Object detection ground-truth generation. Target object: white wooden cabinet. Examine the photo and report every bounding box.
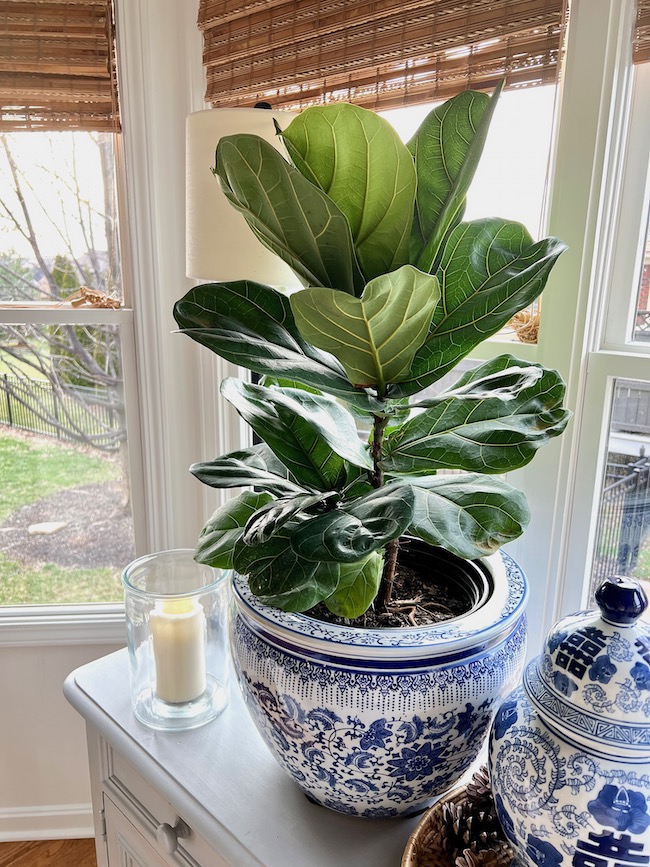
[65,649,420,867]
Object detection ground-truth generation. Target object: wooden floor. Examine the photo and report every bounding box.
[0,839,97,867]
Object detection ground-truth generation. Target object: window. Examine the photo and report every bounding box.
[508,0,650,650]
[567,56,650,606]
[0,130,138,605]
[382,84,557,243]
[0,0,211,634]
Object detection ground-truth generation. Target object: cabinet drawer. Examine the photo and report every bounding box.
[106,747,228,866]
[104,794,181,867]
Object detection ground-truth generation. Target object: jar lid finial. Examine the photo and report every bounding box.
[595,575,647,626]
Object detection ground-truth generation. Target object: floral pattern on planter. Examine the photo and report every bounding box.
[241,672,495,816]
[231,570,528,816]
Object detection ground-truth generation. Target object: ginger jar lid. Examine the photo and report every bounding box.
[524,575,650,755]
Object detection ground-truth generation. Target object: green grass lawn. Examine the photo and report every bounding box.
[0,431,124,605]
[0,554,121,604]
[0,433,120,521]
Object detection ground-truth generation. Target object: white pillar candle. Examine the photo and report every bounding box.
[150,598,207,704]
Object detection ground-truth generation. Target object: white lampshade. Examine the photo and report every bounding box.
[186,107,300,285]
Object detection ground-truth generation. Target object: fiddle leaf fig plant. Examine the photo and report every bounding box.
[174,85,571,621]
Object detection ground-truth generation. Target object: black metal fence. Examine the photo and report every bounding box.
[0,373,122,450]
[592,455,650,586]
[636,310,650,341]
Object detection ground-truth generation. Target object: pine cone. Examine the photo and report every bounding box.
[465,765,493,811]
[455,848,505,867]
[442,799,505,858]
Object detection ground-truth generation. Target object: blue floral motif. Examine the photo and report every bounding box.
[359,718,391,751]
[525,834,563,867]
[588,654,617,684]
[494,700,518,740]
[548,630,568,653]
[322,798,358,815]
[307,707,341,730]
[362,806,398,818]
[587,785,650,833]
[551,671,578,696]
[456,703,477,734]
[230,584,528,816]
[386,742,444,782]
[631,662,650,691]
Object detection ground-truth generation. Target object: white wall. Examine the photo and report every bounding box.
[0,642,120,839]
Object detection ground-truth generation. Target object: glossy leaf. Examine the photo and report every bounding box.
[384,356,571,474]
[323,552,383,619]
[234,527,341,611]
[290,266,439,392]
[393,220,567,395]
[280,104,416,280]
[216,134,365,295]
[190,443,303,497]
[413,359,544,407]
[290,482,415,562]
[404,474,530,558]
[173,280,380,411]
[221,378,372,492]
[408,86,500,272]
[194,490,273,569]
[243,491,339,546]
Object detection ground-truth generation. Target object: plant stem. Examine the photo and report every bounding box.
[371,413,398,613]
[378,538,399,612]
[371,414,388,490]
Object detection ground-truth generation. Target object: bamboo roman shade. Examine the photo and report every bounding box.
[198,0,567,112]
[0,0,120,131]
[636,0,650,63]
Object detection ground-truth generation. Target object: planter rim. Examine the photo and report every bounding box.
[232,549,528,658]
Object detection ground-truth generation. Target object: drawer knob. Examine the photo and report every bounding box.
[156,818,190,854]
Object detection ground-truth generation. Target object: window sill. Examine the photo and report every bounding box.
[0,605,126,647]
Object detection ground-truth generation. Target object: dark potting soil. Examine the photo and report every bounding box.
[308,560,473,629]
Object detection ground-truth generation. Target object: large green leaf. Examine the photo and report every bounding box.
[290,481,414,562]
[173,281,380,411]
[290,266,439,393]
[243,491,339,546]
[404,474,530,558]
[233,528,341,611]
[279,104,416,280]
[216,135,365,295]
[408,86,500,272]
[221,378,372,491]
[412,359,544,407]
[190,443,303,497]
[194,490,274,569]
[384,356,571,474]
[323,552,383,619]
[392,220,567,396]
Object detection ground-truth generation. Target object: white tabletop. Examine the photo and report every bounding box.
[65,648,421,866]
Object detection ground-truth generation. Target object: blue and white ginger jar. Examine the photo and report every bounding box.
[489,575,650,866]
[230,543,528,818]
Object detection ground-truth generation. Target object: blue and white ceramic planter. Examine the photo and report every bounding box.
[489,576,650,866]
[229,543,528,817]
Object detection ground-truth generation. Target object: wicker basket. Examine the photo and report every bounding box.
[401,786,516,867]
